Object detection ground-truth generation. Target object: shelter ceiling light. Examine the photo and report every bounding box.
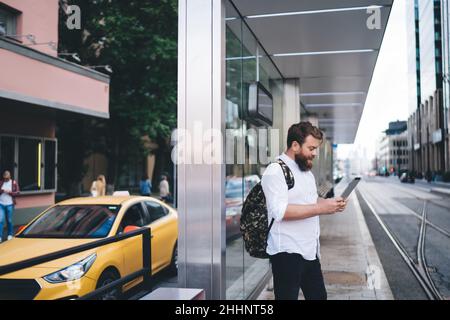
[273,49,376,57]
[305,103,364,108]
[225,55,260,61]
[300,91,366,97]
[245,5,387,19]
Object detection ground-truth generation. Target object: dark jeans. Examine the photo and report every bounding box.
[269,252,327,300]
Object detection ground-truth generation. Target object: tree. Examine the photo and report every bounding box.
[58,0,177,192]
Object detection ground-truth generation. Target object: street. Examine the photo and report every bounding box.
[356,176,450,299]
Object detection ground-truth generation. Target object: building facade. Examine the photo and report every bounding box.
[406,0,449,177]
[0,0,109,225]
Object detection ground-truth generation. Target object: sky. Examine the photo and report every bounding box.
[337,0,410,160]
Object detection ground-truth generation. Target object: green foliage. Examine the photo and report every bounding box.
[58,0,177,188]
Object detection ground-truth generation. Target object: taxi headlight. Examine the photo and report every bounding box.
[43,253,97,283]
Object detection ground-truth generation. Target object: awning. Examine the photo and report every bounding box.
[230,0,394,143]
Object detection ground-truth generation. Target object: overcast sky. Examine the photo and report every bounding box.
[337,0,410,160]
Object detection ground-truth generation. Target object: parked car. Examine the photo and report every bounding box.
[400,171,415,183]
[225,175,260,240]
[0,196,178,300]
[368,170,377,177]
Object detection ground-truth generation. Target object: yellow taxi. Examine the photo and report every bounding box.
[0,196,178,300]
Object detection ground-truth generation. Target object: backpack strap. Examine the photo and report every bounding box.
[267,159,295,234]
[276,159,295,190]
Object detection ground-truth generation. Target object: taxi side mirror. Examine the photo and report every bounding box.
[124,225,140,233]
[15,225,26,236]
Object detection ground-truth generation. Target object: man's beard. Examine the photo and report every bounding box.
[295,152,314,171]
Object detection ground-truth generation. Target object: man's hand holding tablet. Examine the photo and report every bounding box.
[317,196,347,214]
[328,177,363,213]
[316,178,361,215]
[340,177,361,200]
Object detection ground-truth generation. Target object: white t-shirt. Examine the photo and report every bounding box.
[261,153,320,260]
[0,180,14,206]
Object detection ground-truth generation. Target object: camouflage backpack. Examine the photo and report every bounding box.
[240,159,295,258]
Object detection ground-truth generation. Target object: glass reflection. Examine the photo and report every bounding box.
[225,0,284,299]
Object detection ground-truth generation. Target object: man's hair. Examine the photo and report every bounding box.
[287,121,323,148]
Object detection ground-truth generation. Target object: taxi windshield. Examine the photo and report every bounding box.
[18,205,121,239]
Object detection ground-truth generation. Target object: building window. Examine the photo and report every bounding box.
[436,61,442,73]
[44,140,57,190]
[435,48,441,57]
[435,32,441,41]
[0,135,57,193]
[18,138,41,191]
[0,136,15,175]
[0,6,18,37]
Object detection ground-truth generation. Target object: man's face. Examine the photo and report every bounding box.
[292,135,322,171]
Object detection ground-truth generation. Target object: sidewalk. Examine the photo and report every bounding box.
[415,178,450,189]
[257,182,393,300]
[385,176,450,196]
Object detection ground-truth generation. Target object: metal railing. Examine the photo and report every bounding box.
[0,227,152,300]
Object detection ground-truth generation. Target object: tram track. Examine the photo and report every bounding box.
[366,180,450,239]
[356,189,444,300]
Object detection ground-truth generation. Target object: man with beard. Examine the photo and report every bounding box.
[261,121,347,300]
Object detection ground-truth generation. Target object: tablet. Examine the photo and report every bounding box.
[340,177,361,199]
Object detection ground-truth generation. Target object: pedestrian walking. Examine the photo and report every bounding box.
[90,174,106,197]
[261,122,347,300]
[159,175,171,203]
[0,170,20,242]
[140,174,152,196]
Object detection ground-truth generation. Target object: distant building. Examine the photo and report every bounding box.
[376,121,409,175]
[385,120,408,135]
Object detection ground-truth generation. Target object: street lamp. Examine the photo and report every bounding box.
[86,65,113,73]
[58,52,81,62]
[0,34,37,44]
[26,41,57,51]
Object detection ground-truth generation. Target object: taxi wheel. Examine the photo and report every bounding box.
[96,269,122,300]
[168,242,178,275]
